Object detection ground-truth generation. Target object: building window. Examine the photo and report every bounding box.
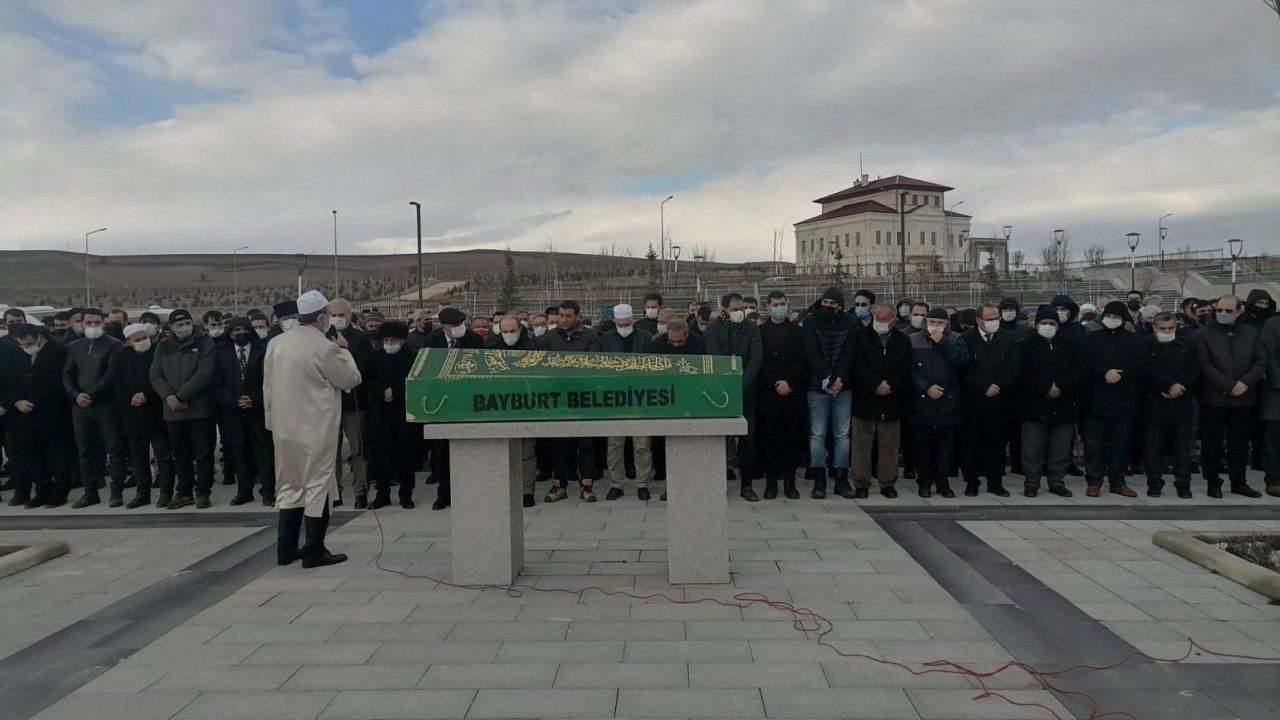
[931,232,937,246]
[934,196,940,207]
[875,230,881,245]
[896,231,902,245]
[912,194,918,205]
[855,232,861,246]
[844,233,850,248]
[919,231,925,245]
[875,262,882,276]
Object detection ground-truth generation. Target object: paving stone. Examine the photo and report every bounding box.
[241,642,379,666]
[284,664,427,690]
[149,666,299,691]
[566,620,684,640]
[445,621,568,642]
[466,688,616,718]
[211,623,340,644]
[616,687,765,717]
[825,620,931,640]
[749,640,878,663]
[494,640,624,663]
[121,643,261,668]
[318,689,476,719]
[820,660,974,688]
[174,690,336,719]
[555,662,688,688]
[905,688,1074,719]
[330,622,454,642]
[293,605,413,624]
[33,692,199,720]
[405,605,522,622]
[419,662,557,688]
[761,687,918,718]
[623,640,753,662]
[685,620,805,640]
[368,641,501,665]
[688,661,827,688]
[71,666,168,693]
[263,591,378,606]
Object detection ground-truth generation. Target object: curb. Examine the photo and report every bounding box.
[1152,530,1280,603]
[0,542,71,580]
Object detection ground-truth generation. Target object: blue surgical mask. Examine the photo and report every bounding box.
[854,306,870,319]
[769,305,788,320]
[383,342,402,354]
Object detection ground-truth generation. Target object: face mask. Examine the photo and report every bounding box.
[501,331,521,346]
[1057,309,1070,323]
[698,324,708,332]
[520,320,530,328]
[728,310,745,323]
[23,343,41,356]
[1102,316,1123,330]
[449,324,466,339]
[769,305,788,320]
[873,321,891,335]
[207,327,224,338]
[854,306,870,319]
[281,318,298,331]
[656,323,668,335]
[255,328,269,339]
[533,326,546,337]
[132,338,152,353]
[1001,310,1016,322]
[383,342,402,354]
[1037,324,1057,340]
[71,322,84,335]
[616,325,634,337]
[331,317,349,331]
[897,305,910,318]
[1216,311,1236,326]
[982,320,1001,334]
[174,324,193,339]
[232,333,252,347]
[1080,313,1096,324]
[0,328,7,338]
[145,322,158,337]
[1155,331,1176,344]
[909,315,924,329]
[84,326,104,340]
[645,308,659,319]
[1127,300,1142,311]
[817,306,835,320]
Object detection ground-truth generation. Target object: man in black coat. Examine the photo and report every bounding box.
[2,325,73,507]
[328,298,371,508]
[63,308,125,508]
[423,307,485,510]
[1081,301,1148,497]
[484,315,542,507]
[113,323,175,507]
[801,287,857,499]
[213,317,275,506]
[647,319,705,355]
[598,305,656,503]
[959,304,1021,497]
[542,300,603,503]
[366,321,420,510]
[703,293,764,500]
[1019,306,1082,497]
[757,291,807,500]
[150,309,219,509]
[851,304,910,499]
[634,292,663,336]
[1144,312,1200,498]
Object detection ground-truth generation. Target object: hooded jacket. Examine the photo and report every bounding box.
[997,297,1033,342]
[1196,315,1266,408]
[908,328,971,426]
[1049,295,1086,346]
[801,301,857,392]
[1241,289,1276,330]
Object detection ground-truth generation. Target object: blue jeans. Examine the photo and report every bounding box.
[807,390,852,469]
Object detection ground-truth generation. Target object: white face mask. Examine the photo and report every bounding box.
[616,324,634,337]
[23,341,42,356]
[532,326,546,337]
[255,328,269,339]
[83,326,104,340]
[1155,331,1176,344]
[1102,316,1123,330]
[501,331,520,346]
[71,322,84,335]
[174,324,193,339]
[207,327,224,338]
[1037,324,1057,340]
[728,310,745,323]
[910,315,925,329]
[656,323,668,335]
[645,307,659,319]
[331,316,349,331]
[280,318,299,331]
[982,320,1001,335]
[132,338,152,353]
[144,322,158,337]
[1057,309,1070,323]
[873,321,891,335]
[383,342,402,354]
[1001,310,1016,322]
[0,328,8,338]
[1215,311,1237,326]
[319,316,332,333]
[449,324,466,339]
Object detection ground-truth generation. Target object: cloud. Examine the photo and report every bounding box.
[1,0,1277,263]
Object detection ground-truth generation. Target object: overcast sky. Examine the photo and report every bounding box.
[2,0,1277,262]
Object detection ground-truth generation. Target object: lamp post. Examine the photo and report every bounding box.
[84,227,107,305]
[1002,225,1012,280]
[1053,228,1066,294]
[693,253,706,302]
[671,244,681,277]
[1126,232,1141,291]
[296,252,313,296]
[1227,238,1243,296]
[232,245,250,314]
[660,195,674,287]
[410,202,423,310]
[946,201,963,272]
[1158,213,1171,267]
[332,210,340,295]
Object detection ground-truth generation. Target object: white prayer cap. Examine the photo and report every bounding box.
[123,323,149,339]
[613,303,633,319]
[297,290,329,315]
[1079,303,1096,314]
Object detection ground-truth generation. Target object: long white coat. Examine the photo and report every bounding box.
[264,325,362,517]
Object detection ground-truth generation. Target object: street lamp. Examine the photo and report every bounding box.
[1126,232,1141,291]
[332,210,340,295]
[1158,213,1171,267]
[410,202,423,309]
[84,227,107,305]
[296,252,314,296]
[1053,229,1066,294]
[1227,238,1244,296]
[671,244,681,277]
[693,253,706,302]
[660,195,674,287]
[232,245,250,314]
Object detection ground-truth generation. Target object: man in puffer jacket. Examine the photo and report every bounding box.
[801,287,857,499]
[1195,296,1266,498]
[149,309,217,509]
[908,308,969,498]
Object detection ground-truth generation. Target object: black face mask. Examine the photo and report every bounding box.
[1127,300,1142,311]
[817,306,836,320]
[232,333,252,347]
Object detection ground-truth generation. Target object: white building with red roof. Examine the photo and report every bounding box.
[794,174,973,277]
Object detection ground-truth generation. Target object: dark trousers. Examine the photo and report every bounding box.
[1004,407,1024,473]
[553,437,596,485]
[168,417,215,498]
[429,439,451,502]
[758,392,806,480]
[1021,421,1073,490]
[1264,421,1280,486]
[1199,405,1251,488]
[735,393,758,484]
[6,423,71,501]
[913,424,956,491]
[961,405,1006,487]
[1144,421,1193,492]
[126,428,173,496]
[229,412,274,500]
[1084,414,1133,489]
[901,421,915,475]
[71,404,126,493]
[371,417,419,501]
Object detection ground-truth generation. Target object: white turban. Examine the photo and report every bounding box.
[297,289,329,315]
[123,323,149,339]
[613,303,633,319]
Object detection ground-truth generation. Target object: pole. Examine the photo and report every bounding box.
[898,191,907,301]
[83,227,106,305]
[1231,259,1238,296]
[1130,250,1136,291]
[410,202,423,309]
[332,210,339,295]
[232,245,249,314]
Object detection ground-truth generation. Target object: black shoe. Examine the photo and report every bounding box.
[1066,463,1084,477]
[1231,484,1262,499]
[810,469,827,499]
[636,487,650,502]
[659,491,667,501]
[783,479,800,500]
[763,480,778,500]
[1207,487,1223,499]
[424,473,438,485]
[354,494,368,510]
[276,507,304,565]
[195,494,211,509]
[262,495,275,507]
[167,495,194,510]
[301,512,347,568]
[432,498,450,510]
[881,486,897,499]
[853,487,869,499]
[918,487,932,498]
[938,486,956,499]
[24,495,48,509]
[1177,487,1193,499]
[126,494,151,509]
[963,484,979,497]
[222,476,236,485]
[904,470,917,480]
[606,487,624,501]
[228,494,253,506]
[740,486,759,502]
[44,497,67,508]
[523,493,535,508]
[72,493,100,509]
[1147,489,1162,498]
[107,490,124,507]
[7,493,29,507]
[832,469,854,499]
[400,497,415,509]
[156,492,172,508]
[989,485,1011,498]
[1024,488,1038,498]
[332,498,343,507]
[1049,487,1073,498]
[369,495,391,509]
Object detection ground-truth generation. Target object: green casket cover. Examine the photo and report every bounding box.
[405,348,742,423]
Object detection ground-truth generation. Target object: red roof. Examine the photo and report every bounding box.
[814,175,953,205]
[795,200,898,226]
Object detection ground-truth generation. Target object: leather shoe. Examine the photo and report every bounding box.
[881,487,897,499]
[1231,485,1262,499]
[400,497,415,509]
[963,484,979,497]
[605,487,624,501]
[431,498,450,510]
[1177,488,1193,499]
[1085,486,1101,497]
[72,493,100,509]
[1049,487,1073,498]
[522,493,535,508]
[917,487,932,498]
[353,494,368,510]
[853,488,869,499]
[1266,484,1280,498]
[1110,486,1138,498]
[937,486,955,499]
[370,495,391,509]
[1146,489,1161,498]
[1023,488,1038,498]
[990,486,1011,498]
[1207,487,1223,499]
[195,494,212,509]
[229,495,253,506]
[636,488,650,502]
[740,487,759,502]
[126,494,151,509]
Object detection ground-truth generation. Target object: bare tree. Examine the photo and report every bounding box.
[1137,267,1159,297]
[1011,250,1025,271]
[1084,244,1107,267]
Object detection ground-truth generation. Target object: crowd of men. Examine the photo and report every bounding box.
[1,284,1278,516]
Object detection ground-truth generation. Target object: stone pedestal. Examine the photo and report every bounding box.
[423,418,746,585]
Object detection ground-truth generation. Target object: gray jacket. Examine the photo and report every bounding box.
[702,318,762,390]
[149,332,218,421]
